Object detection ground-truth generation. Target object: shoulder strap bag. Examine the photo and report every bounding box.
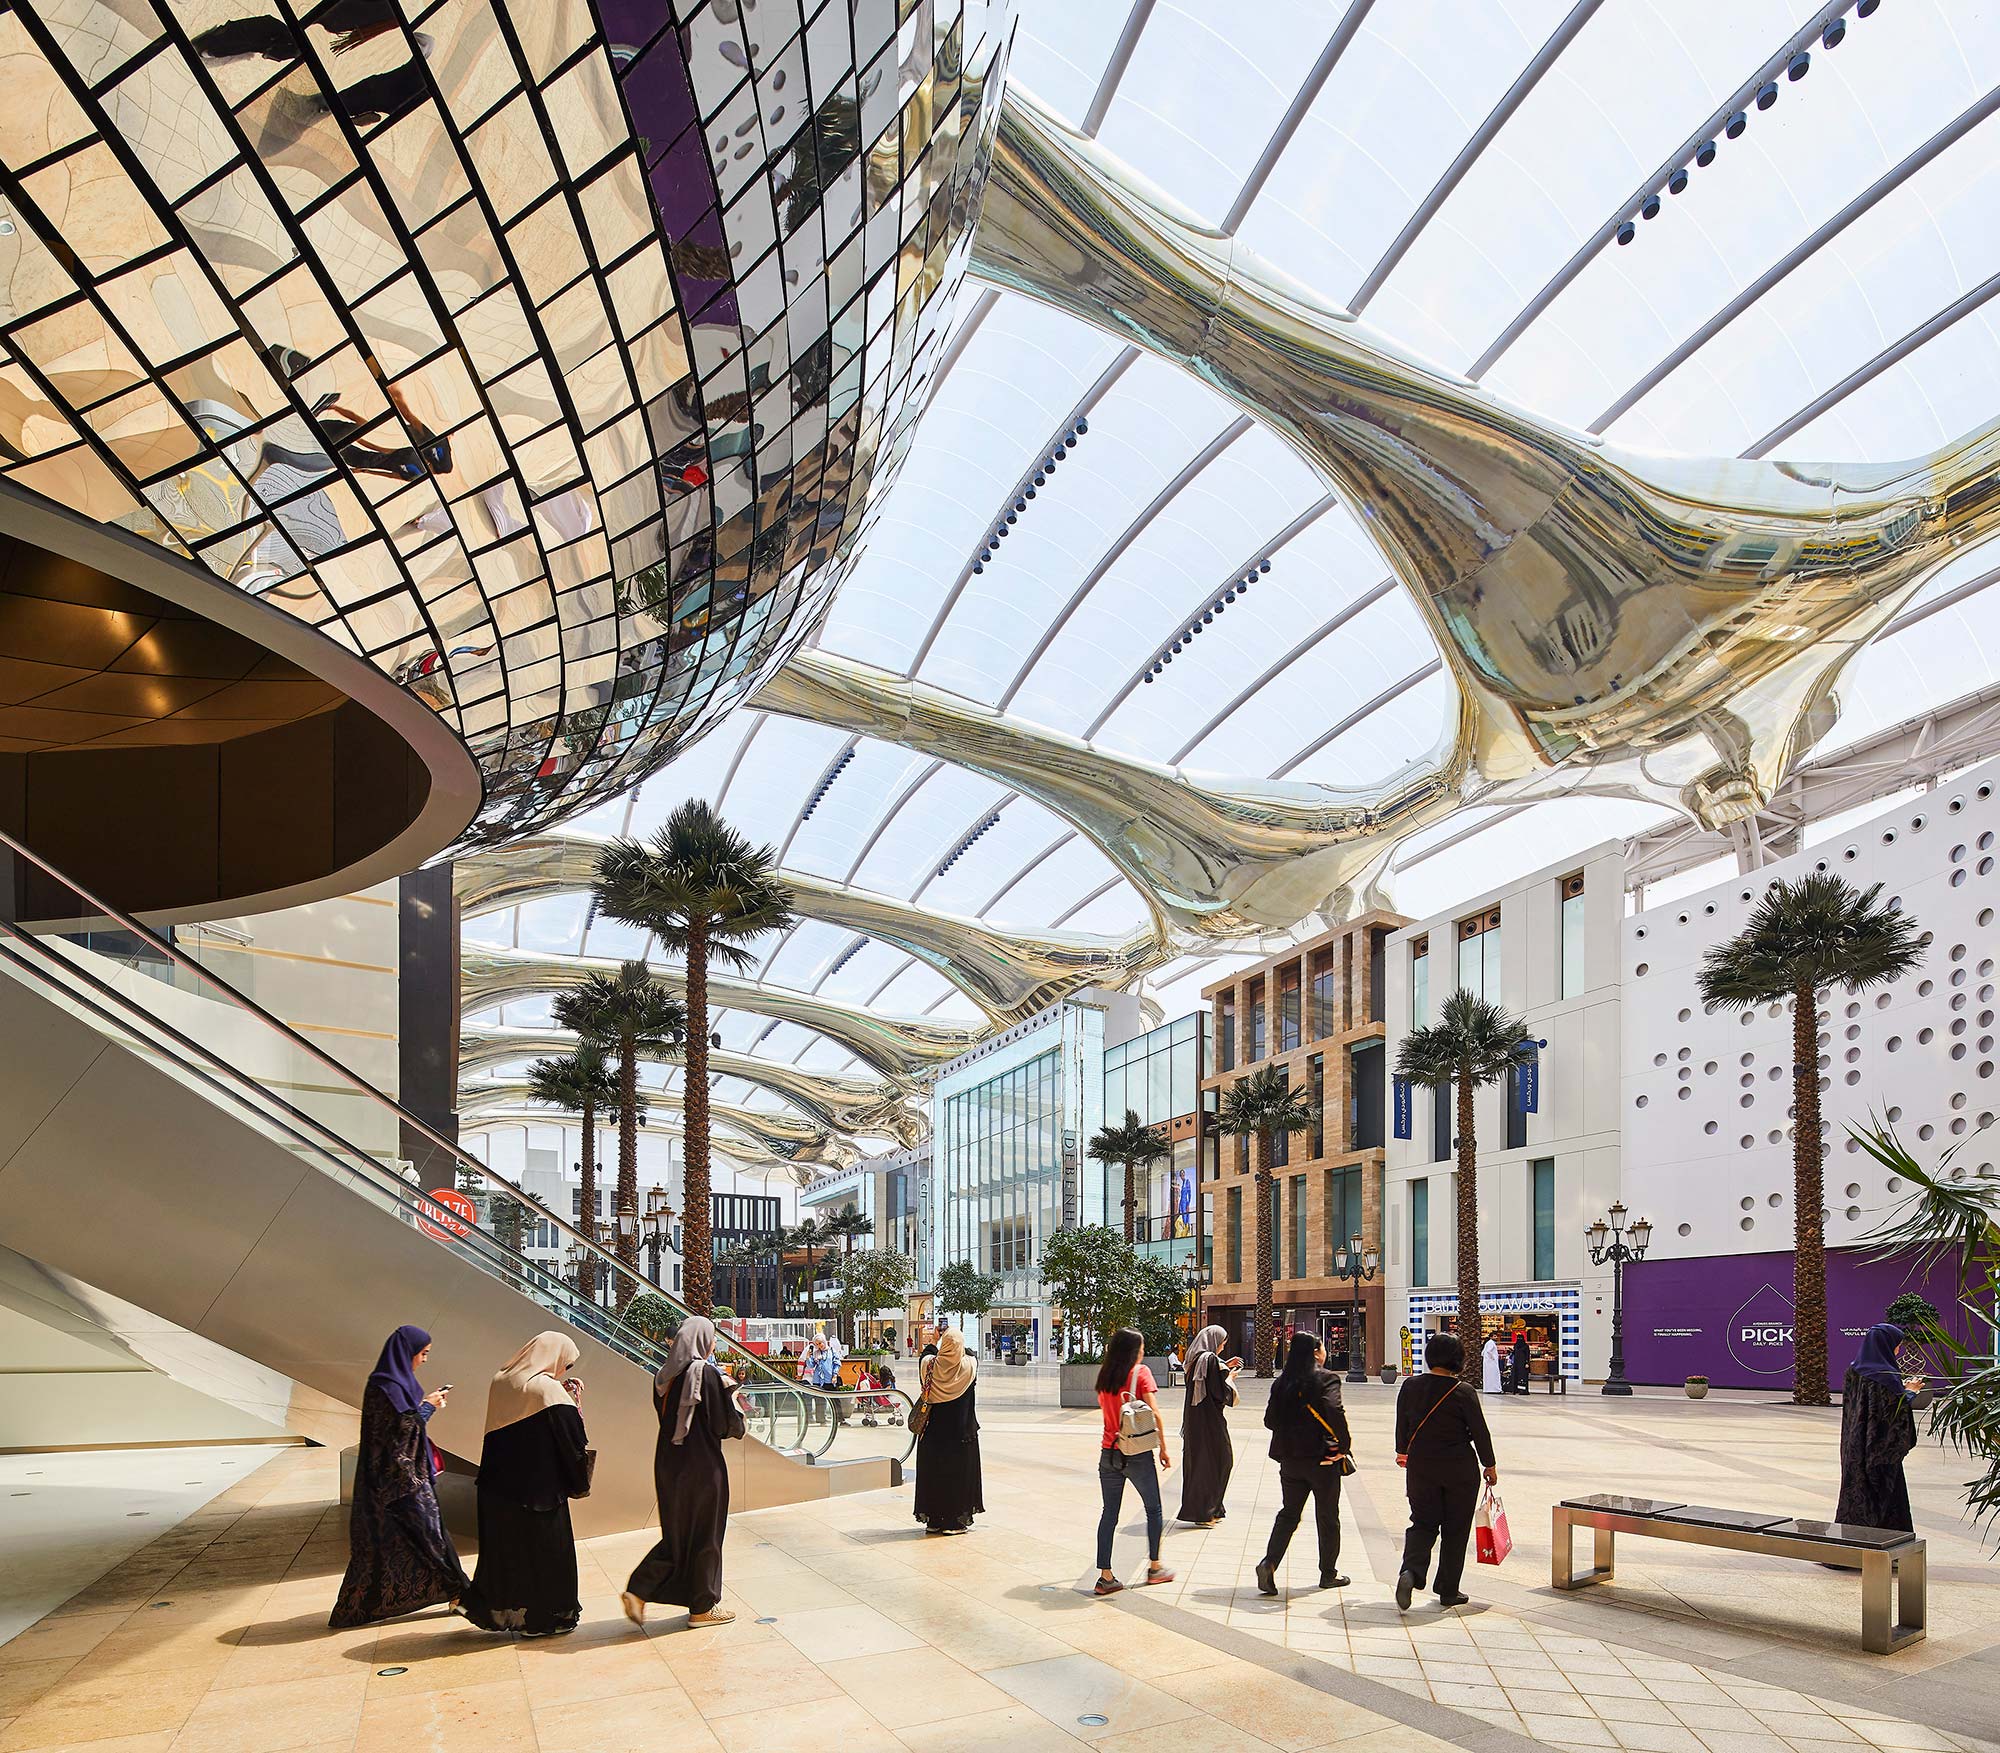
[1401,1380,1456,1455]
[909,1362,935,1437]
[1115,1384,1161,1456]
[1306,1403,1357,1476]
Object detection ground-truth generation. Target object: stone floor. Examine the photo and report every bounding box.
[0,1382,1993,1753]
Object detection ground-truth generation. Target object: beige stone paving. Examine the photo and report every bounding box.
[0,1381,1994,1753]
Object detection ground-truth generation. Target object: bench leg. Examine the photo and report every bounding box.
[1551,1509,1612,1591]
[1861,1549,1926,1655]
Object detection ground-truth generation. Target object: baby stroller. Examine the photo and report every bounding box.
[854,1368,902,1427]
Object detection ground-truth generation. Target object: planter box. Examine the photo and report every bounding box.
[1059,1362,1100,1408]
[1145,1355,1175,1387]
[1379,1365,1398,1385]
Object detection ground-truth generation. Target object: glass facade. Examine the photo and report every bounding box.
[1290,1176,1307,1279]
[1324,1164,1362,1269]
[939,1048,1063,1306]
[1104,1012,1204,1241]
[1218,994,1236,1072]
[1560,873,1586,998]
[1278,964,1302,1052]
[1531,1158,1556,1280]
[1227,1186,1242,1281]
[1411,937,1429,1027]
[1311,949,1337,1039]
[1249,986,1267,1063]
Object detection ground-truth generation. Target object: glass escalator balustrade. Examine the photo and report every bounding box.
[0,826,914,1468]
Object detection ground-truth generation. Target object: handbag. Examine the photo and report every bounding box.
[909,1362,935,1437]
[1115,1388,1160,1456]
[1306,1404,1357,1476]
[1474,1488,1512,1566]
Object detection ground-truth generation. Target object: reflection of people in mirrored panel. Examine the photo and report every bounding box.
[195,2,430,128]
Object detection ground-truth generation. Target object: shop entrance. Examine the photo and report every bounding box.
[1322,1306,1367,1374]
[1442,1309,1563,1391]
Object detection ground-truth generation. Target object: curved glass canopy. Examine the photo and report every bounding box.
[462,0,2000,1115]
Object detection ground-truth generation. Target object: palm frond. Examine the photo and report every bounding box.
[1698,872,1925,1011]
[1086,1109,1173,1167]
[552,962,687,1048]
[1392,987,1532,1088]
[524,1043,616,1113]
[591,800,795,955]
[1215,1063,1314,1137]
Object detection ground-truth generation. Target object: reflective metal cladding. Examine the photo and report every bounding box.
[756,84,2000,938]
[0,1,1013,846]
[455,830,1165,1024]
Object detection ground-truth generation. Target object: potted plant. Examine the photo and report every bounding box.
[1685,1375,1709,1400]
[1379,1363,1398,1385]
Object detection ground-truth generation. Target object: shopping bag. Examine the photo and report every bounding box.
[1474,1489,1512,1566]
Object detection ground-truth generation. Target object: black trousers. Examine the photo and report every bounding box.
[1401,1472,1478,1598]
[1263,1466,1342,1574]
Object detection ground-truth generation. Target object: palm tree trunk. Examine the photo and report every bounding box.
[1124,1159,1136,1243]
[1456,1068,1480,1388]
[683,915,713,1313]
[1793,979,1830,1406]
[614,1034,639,1311]
[805,1243,817,1319]
[842,1234,855,1347]
[1254,1128,1275,1377]
[579,1093,598,1303]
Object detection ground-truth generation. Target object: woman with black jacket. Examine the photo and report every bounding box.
[1254,1332,1352,1595]
[1393,1332,1498,1610]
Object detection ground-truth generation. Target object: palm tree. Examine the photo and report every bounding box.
[1394,988,1534,1388]
[1216,1064,1314,1376]
[786,1217,829,1320]
[526,1044,617,1300]
[594,800,796,1313]
[1698,874,1923,1405]
[553,961,686,1310]
[819,1204,875,1344]
[1087,1109,1174,1243]
[717,1237,761,1318]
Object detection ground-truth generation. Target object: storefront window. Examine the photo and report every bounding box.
[1279,964,1301,1052]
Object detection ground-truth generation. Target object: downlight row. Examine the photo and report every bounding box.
[1615,1,1883,247]
[1144,559,1273,682]
[970,418,1088,575]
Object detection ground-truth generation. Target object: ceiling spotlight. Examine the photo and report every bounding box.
[1640,194,1661,220]
[1013,498,1026,512]
[1695,138,1717,166]
[1615,220,1636,246]
[1169,640,1182,653]
[1725,109,1748,138]
[1201,611,1213,624]
[1003,510,1016,524]
[1822,18,1845,47]
[1024,487,1036,499]
[1075,417,1088,434]
[1755,79,1778,110]
[1856,0,1879,14]
[972,560,984,574]
[1258,559,1270,573]
[1787,49,1809,80]
[994,524,1007,538]
[1142,674,1154,684]
[1053,444,1067,458]
[1032,471,1045,485]
[1223,588,1236,601]
[1667,166,1688,195]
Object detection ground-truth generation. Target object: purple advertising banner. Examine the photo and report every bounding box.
[1622,1247,1964,1389]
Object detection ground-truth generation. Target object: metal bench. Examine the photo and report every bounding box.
[1551,1494,1925,1655]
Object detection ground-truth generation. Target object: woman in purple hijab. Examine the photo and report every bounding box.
[331,1325,470,1627]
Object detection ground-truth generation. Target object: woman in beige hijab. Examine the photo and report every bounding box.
[462,1332,592,1636]
[913,1329,983,1535]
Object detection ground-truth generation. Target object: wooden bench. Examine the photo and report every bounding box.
[1551,1494,1925,1655]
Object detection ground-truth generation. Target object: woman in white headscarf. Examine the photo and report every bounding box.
[1177,1324,1240,1526]
[913,1329,983,1534]
[1480,1334,1502,1395]
[462,1331,591,1636]
[622,1318,745,1627]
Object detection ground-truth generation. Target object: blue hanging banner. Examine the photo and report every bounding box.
[1515,1039,1541,1114]
[1392,1075,1413,1139]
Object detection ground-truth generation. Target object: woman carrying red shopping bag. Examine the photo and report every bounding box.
[1474,1487,1512,1566]
[1392,1332,1498,1611]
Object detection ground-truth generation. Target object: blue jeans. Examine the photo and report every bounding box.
[1096,1448,1163,1570]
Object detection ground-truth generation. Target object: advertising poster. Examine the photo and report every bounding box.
[1621,1246,1966,1389]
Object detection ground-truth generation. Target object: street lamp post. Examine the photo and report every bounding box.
[1332,1233,1379,1384]
[1585,1201,1653,1396]
[1175,1254,1211,1347]
[642,1186,674,1287]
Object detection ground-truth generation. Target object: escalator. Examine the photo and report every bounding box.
[0,829,913,1535]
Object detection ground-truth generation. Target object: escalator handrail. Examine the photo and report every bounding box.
[0,827,914,1450]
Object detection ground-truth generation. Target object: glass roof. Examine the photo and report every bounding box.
[463,0,2000,1108]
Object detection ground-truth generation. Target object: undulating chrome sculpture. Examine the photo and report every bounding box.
[457,1081,822,1188]
[458,1021,920,1146]
[454,830,1164,1024]
[0,0,1012,847]
[455,1070,854,1170]
[760,84,2000,942]
[459,943,981,1081]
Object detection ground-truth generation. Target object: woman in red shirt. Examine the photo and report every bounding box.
[1093,1328,1174,1596]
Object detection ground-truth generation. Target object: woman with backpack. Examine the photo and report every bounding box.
[1254,1332,1352,1595]
[1093,1328,1174,1596]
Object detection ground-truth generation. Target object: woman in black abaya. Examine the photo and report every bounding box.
[622,1318,745,1628]
[1835,1323,1922,1532]
[913,1329,983,1534]
[1177,1324,1238,1525]
[462,1331,592,1636]
[330,1325,468,1627]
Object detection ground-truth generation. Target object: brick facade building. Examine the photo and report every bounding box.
[1199,911,1403,1371]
